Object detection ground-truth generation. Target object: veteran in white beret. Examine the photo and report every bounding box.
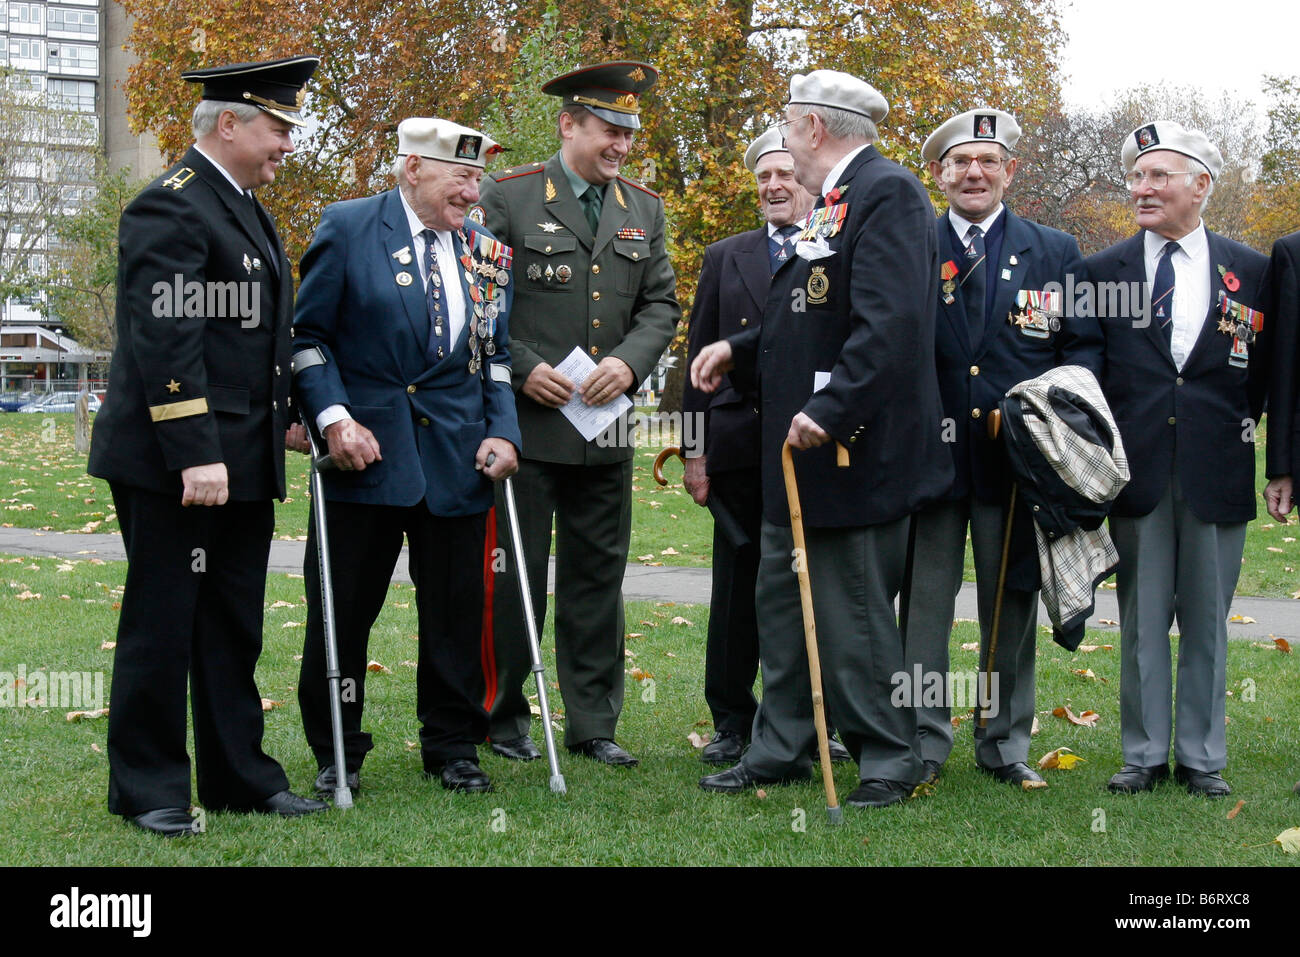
[901,108,1103,791]
[683,125,835,767]
[694,70,953,808]
[292,116,522,797]
[1087,121,1272,798]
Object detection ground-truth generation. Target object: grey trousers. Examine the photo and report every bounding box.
[899,496,1039,768]
[743,519,922,784]
[1109,477,1245,772]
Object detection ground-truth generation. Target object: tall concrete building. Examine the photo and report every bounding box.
[0,0,160,389]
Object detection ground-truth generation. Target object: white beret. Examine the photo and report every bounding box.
[743,127,789,172]
[397,118,502,169]
[921,108,1021,163]
[1121,120,1223,180]
[787,70,888,123]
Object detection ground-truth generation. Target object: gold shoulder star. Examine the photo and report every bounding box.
[166,379,181,393]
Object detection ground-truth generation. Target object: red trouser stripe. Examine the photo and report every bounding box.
[479,505,499,717]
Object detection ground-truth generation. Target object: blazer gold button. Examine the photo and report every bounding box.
[590,346,599,356]
[545,244,552,253]
[592,291,601,301]
[592,264,600,274]
[972,408,982,419]
[632,251,640,260]
[740,317,748,326]
[272,400,278,410]
[419,417,430,426]
[1168,416,1176,425]
[592,319,600,328]
[407,384,416,394]
[1176,377,1184,385]
[275,365,281,375]
[970,365,979,376]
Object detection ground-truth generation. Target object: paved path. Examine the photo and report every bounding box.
[3,526,1297,640]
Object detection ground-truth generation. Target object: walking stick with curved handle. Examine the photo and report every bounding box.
[781,440,847,825]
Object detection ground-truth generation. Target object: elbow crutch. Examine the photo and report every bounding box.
[292,348,353,809]
[488,452,567,794]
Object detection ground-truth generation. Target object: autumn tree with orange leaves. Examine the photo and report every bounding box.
[121,0,1068,405]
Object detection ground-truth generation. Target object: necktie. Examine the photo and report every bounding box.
[580,185,602,235]
[1152,241,1179,346]
[962,225,987,347]
[422,229,447,363]
[769,224,799,273]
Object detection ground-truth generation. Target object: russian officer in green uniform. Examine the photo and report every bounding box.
[474,61,680,766]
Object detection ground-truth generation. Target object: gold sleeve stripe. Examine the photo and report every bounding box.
[149,397,209,422]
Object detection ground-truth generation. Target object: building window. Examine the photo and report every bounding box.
[47,43,98,77]
[48,6,99,39]
[8,1,43,33]
[47,78,96,112]
[9,36,43,69]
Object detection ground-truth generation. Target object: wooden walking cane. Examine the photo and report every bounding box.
[781,439,850,825]
[979,408,1014,736]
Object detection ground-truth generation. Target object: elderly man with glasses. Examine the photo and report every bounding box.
[1087,121,1271,798]
[899,108,1102,791]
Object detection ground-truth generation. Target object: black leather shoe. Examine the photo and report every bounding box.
[434,758,493,793]
[922,759,943,784]
[251,790,329,816]
[313,766,359,797]
[701,730,744,765]
[980,761,1047,788]
[827,738,852,763]
[491,736,542,761]
[845,779,913,808]
[128,808,198,837]
[1175,765,1231,798]
[699,762,811,793]
[568,738,639,766]
[1107,763,1170,793]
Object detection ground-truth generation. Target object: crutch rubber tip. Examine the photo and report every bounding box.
[549,775,567,794]
[827,805,843,825]
[334,789,353,809]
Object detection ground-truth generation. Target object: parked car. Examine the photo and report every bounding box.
[16,391,102,414]
[0,390,45,412]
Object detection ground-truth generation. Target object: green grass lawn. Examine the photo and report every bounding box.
[1,552,1297,866]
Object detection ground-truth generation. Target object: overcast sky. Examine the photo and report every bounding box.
[1057,0,1296,116]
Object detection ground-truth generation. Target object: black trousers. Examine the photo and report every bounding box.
[106,483,288,816]
[299,499,488,773]
[702,468,762,736]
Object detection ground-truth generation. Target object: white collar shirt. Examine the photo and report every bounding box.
[1144,222,1209,371]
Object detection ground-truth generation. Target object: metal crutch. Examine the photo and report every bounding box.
[302,417,354,809]
[488,453,567,794]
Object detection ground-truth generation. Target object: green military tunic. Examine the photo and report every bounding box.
[474,152,680,745]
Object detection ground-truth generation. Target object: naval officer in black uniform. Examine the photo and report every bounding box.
[89,56,326,835]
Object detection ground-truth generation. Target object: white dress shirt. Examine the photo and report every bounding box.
[1144,222,1210,371]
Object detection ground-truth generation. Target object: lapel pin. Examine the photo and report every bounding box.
[396,271,413,286]
[242,253,252,274]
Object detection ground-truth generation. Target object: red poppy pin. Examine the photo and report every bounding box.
[826,184,847,204]
[1218,264,1240,292]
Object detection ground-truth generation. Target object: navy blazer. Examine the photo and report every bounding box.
[293,188,522,517]
[682,226,768,471]
[933,207,1103,503]
[1087,229,1270,522]
[729,145,953,528]
[1265,230,1300,479]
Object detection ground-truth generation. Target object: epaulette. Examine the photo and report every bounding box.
[156,165,197,192]
[492,162,545,183]
[618,175,659,198]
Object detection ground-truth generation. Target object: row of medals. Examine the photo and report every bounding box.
[416,235,509,376]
